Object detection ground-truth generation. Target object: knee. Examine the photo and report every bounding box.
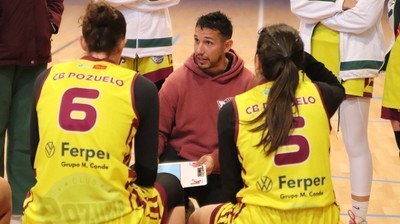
[188,209,199,224]
[157,173,185,207]
[162,173,184,199]
[345,140,370,158]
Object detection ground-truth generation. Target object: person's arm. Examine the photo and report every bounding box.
[218,102,243,204]
[47,0,64,34]
[30,69,51,167]
[315,82,345,118]
[30,105,39,168]
[209,147,219,173]
[342,0,357,10]
[157,76,178,156]
[302,52,340,84]
[290,0,344,24]
[194,152,218,175]
[301,52,345,118]
[321,0,385,34]
[132,75,159,187]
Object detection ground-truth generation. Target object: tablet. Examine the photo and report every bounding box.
[158,161,207,188]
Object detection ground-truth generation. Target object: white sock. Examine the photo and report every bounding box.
[352,199,369,220]
[11,215,22,224]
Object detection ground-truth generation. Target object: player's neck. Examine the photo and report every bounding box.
[89,52,120,65]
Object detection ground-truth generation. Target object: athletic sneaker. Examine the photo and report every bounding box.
[348,210,368,224]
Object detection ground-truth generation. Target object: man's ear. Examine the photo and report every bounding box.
[80,36,88,52]
[224,39,233,53]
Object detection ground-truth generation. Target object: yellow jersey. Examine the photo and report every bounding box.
[234,81,336,210]
[23,57,163,223]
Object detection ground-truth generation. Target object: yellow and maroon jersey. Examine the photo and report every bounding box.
[23,57,164,223]
[212,202,340,224]
[233,81,335,210]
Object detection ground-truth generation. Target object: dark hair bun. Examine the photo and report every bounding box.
[80,1,126,54]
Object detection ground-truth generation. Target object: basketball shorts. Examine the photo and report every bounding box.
[120,55,173,84]
[210,202,340,224]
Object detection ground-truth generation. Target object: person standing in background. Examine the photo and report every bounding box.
[381,0,400,157]
[103,0,180,90]
[291,0,385,223]
[0,0,64,222]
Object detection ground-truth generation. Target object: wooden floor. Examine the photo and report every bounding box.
[50,0,399,223]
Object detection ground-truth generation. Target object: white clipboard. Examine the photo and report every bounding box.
[158,161,207,188]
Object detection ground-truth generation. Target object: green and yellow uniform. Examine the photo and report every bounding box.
[312,24,374,97]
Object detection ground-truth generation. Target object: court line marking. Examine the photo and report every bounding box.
[332,175,400,184]
[258,0,265,31]
[334,176,400,219]
[173,35,181,45]
[340,212,400,219]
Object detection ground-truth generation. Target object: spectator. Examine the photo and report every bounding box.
[381,0,400,157]
[0,0,64,222]
[103,0,180,90]
[291,0,385,222]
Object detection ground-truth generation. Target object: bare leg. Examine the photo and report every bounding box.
[390,120,400,131]
[189,204,220,224]
[167,206,185,224]
[390,120,400,157]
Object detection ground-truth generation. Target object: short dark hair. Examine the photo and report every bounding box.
[195,11,233,40]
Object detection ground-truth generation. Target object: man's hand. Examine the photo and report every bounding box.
[194,154,214,175]
[343,0,357,10]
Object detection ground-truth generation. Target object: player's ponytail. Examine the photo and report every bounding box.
[249,24,305,155]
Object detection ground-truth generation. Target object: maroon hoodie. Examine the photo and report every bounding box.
[0,0,64,66]
[158,49,256,173]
